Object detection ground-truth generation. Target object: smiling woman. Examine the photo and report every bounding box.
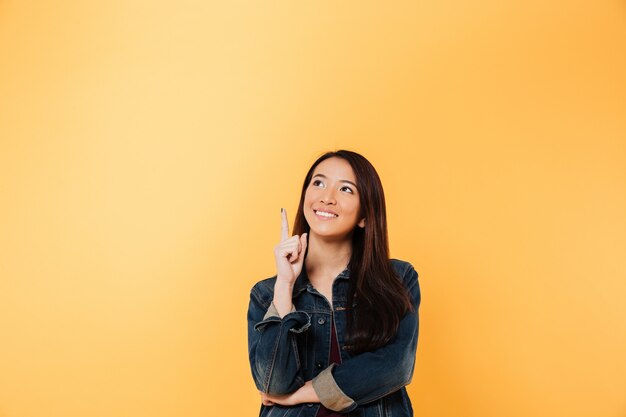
[304,158,365,247]
[247,150,421,417]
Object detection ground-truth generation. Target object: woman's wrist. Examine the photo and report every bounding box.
[273,280,294,317]
[295,380,320,404]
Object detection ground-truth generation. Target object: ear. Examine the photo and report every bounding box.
[358,218,365,228]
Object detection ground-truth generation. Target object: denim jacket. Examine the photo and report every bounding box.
[247,258,420,417]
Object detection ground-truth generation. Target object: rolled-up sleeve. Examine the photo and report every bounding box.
[311,363,354,411]
[311,265,421,413]
[261,301,297,321]
[248,287,310,394]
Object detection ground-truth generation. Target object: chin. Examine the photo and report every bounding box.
[310,229,352,241]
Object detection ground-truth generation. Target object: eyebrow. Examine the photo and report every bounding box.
[312,174,358,188]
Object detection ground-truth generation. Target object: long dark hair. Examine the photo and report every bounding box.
[292,150,413,354]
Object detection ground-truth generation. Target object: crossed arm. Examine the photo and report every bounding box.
[248,266,420,413]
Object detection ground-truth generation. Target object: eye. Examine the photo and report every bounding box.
[312,179,324,187]
[341,186,354,194]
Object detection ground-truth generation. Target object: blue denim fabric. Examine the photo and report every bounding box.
[247,258,421,417]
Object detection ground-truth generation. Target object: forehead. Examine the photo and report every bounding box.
[312,157,356,181]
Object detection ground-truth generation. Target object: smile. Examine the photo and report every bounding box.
[315,210,338,218]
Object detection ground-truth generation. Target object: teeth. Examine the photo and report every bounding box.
[316,210,337,218]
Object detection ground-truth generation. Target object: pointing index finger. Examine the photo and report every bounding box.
[281,208,289,241]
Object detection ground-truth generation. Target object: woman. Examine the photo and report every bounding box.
[247,150,421,417]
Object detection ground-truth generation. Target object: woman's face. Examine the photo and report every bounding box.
[303,157,365,241]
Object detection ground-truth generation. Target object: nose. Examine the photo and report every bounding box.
[320,187,336,204]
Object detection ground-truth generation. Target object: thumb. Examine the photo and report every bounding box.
[300,233,308,253]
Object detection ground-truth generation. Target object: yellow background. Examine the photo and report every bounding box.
[1,1,625,417]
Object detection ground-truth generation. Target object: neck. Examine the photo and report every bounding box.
[305,232,352,278]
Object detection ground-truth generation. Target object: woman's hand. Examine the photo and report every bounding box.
[272,208,308,317]
[259,380,319,407]
[274,208,308,286]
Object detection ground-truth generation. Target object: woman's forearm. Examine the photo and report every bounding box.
[261,380,320,406]
[272,280,294,317]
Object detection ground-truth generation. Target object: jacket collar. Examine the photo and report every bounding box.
[292,265,351,297]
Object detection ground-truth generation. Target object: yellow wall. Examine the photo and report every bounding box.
[1,1,625,417]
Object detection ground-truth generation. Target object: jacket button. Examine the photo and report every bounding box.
[318,318,326,325]
[316,362,323,369]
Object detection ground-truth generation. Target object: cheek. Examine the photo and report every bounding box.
[303,190,314,205]
[342,201,361,217]
[303,191,318,211]
[347,196,360,210]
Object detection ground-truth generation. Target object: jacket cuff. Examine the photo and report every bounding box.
[262,301,296,320]
[312,363,356,412]
[254,303,310,333]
